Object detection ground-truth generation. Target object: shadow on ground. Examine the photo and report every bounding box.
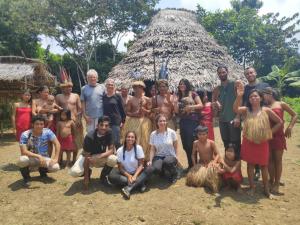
[8,176,56,191]
[0,163,19,172]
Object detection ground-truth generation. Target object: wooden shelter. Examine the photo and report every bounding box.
[109,9,246,91]
[0,56,56,99]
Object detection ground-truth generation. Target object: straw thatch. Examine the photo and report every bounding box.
[109,9,245,91]
[0,56,56,97]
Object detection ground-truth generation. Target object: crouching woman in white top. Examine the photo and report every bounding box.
[145,114,179,183]
[108,131,147,199]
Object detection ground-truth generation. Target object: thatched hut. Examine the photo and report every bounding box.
[0,56,56,128]
[109,9,245,91]
[0,56,56,99]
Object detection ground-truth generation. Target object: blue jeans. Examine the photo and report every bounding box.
[111,125,121,149]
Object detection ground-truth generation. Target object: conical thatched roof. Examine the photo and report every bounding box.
[109,9,245,91]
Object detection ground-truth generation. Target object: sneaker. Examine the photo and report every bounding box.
[169,176,177,184]
[39,167,48,178]
[121,187,131,199]
[22,178,31,187]
[100,176,112,186]
[140,184,147,193]
[39,171,48,178]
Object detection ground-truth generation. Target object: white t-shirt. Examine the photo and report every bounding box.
[116,145,144,174]
[149,128,177,157]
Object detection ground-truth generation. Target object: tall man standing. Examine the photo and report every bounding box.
[81,69,105,133]
[122,81,152,159]
[212,65,241,158]
[56,80,82,160]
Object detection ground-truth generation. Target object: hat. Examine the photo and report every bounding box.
[59,67,73,88]
[132,80,146,88]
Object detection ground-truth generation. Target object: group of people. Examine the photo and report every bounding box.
[12,66,297,199]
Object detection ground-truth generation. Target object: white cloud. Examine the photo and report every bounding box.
[177,0,300,15]
[39,35,65,55]
[178,0,231,11]
[259,0,300,18]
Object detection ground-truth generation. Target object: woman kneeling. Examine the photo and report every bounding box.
[108,131,147,199]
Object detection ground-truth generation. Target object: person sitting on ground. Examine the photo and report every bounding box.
[17,115,60,185]
[219,143,243,192]
[186,125,221,193]
[145,114,179,183]
[108,131,147,199]
[69,116,117,190]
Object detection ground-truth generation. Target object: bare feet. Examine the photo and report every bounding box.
[83,179,89,190]
[264,186,276,199]
[247,188,255,197]
[237,187,243,194]
[271,184,284,195]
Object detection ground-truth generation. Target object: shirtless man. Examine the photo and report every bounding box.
[126,81,151,118]
[55,82,82,124]
[56,82,82,156]
[122,81,152,159]
[151,80,176,129]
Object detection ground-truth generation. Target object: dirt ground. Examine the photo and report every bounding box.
[0,124,300,225]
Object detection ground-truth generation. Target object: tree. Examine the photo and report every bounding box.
[0,0,40,57]
[95,0,158,62]
[37,0,158,81]
[196,2,300,75]
[259,65,300,96]
[199,8,262,67]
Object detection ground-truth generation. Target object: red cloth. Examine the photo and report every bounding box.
[223,170,243,184]
[47,117,56,134]
[58,134,75,151]
[241,136,269,166]
[269,108,286,151]
[200,104,214,140]
[15,107,32,141]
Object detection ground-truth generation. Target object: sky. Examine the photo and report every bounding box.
[41,0,300,54]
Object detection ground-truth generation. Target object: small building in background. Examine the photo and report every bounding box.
[0,56,56,131]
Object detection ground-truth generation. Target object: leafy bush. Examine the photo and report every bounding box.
[282,97,300,122]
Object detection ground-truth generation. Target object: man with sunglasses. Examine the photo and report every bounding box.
[69,116,117,190]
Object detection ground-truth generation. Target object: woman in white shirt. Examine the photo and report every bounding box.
[145,114,178,183]
[108,131,147,199]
